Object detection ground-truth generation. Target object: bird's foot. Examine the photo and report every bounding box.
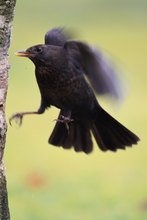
[9,113,24,126]
[54,115,74,132]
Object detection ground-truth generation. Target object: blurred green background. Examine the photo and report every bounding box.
[6,0,147,219]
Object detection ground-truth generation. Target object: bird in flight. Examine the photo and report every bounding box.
[9,28,140,154]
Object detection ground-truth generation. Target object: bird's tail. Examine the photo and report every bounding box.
[49,108,140,153]
[91,106,140,151]
[48,111,93,153]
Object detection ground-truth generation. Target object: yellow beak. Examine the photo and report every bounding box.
[15,50,32,57]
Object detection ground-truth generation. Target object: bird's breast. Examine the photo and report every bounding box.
[35,66,96,111]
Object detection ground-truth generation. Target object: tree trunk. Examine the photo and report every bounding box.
[0,0,16,219]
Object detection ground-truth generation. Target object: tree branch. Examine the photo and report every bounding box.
[0,0,16,219]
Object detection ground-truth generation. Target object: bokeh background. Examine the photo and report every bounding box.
[6,0,147,219]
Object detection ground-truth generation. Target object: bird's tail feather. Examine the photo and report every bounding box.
[49,108,140,153]
[91,106,140,151]
[49,112,93,154]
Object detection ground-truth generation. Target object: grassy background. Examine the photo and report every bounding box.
[6,0,147,219]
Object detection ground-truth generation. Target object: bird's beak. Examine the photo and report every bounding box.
[15,50,32,57]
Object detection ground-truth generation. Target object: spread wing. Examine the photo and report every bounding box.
[45,27,69,46]
[64,41,123,100]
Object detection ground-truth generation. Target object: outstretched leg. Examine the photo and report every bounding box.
[9,104,46,126]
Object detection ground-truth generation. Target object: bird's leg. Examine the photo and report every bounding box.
[58,115,74,131]
[9,103,46,126]
[54,110,74,132]
[9,111,40,126]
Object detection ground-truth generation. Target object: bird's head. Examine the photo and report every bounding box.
[15,44,62,66]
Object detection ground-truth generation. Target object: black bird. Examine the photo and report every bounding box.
[10,28,140,153]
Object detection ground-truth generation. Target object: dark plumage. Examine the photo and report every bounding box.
[10,28,140,153]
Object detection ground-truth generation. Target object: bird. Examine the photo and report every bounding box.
[9,27,140,154]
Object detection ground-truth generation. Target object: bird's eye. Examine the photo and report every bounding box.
[36,47,42,53]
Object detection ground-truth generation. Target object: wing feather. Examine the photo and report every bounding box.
[64,41,123,100]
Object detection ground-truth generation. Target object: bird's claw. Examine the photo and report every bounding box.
[54,115,74,132]
[9,113,24,126]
